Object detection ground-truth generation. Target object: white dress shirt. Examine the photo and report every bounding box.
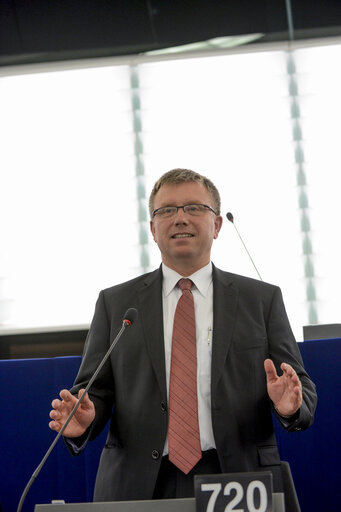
[161,262,216,454]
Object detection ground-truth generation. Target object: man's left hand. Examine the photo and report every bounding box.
[264,359,302,417]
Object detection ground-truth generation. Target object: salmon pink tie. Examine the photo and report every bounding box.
[168,278,201,474]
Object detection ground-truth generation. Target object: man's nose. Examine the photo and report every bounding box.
[174,207,188,223]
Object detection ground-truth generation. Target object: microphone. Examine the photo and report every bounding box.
[123,307,138,327]
[226,212,263,281]
[17,307,138,512]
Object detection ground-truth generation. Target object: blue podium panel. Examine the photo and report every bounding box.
[274,339,341,512]
[0,356,107,512]
[0,340,340,512]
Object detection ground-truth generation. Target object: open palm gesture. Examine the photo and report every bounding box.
[264,359,302,417]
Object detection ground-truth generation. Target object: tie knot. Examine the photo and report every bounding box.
[178,278,193,292]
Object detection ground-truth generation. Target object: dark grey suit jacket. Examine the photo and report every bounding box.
[68,265,317,501]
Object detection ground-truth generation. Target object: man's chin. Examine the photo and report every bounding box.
[172,249,195,259]
[163,250,194,265]
[167,250,200,267]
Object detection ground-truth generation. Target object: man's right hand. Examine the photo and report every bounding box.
[49,389,95,438]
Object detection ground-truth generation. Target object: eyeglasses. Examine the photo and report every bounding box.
[152,203,217,219]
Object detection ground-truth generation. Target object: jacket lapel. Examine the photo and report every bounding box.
[136,265,239,401]
[211,265,239,394]
[137,266,167,399]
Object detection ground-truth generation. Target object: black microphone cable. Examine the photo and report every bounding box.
[17,307,138,512]
[226,212,263,281]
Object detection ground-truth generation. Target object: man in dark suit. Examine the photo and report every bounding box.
[49,168,317,502]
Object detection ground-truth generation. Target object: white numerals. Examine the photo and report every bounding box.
[201,483,222,512]
[246,481,267,512]
[224,481,244,512]
[201,480,268,512]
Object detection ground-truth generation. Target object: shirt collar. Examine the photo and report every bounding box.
[162,262,212,297]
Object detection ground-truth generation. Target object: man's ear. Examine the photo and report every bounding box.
[214,215,223,239]
[150,220,156,242]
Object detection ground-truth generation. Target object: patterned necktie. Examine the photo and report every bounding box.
[168,278,202,474]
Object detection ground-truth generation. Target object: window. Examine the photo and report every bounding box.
[0,65,139,326]
[1,39,340,340]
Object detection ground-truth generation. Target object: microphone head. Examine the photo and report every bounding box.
[123,308,138,327]
[226,212,234,223]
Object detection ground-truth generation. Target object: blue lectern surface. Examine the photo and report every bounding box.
[0,339,340,512]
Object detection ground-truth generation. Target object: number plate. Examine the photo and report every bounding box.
[194,471,273,512]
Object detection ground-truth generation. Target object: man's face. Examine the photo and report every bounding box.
[150,181,223,274]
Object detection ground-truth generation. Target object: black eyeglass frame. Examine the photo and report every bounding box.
[151,203,217,218]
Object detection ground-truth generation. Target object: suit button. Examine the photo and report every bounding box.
[152,450,160,460]
[161,401,167,412]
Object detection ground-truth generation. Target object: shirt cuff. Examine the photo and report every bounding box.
[64,426,92,454]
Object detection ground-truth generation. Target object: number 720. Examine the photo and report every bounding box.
[201,481,268,512]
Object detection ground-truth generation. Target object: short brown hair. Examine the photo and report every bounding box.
[149,168,221,217]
